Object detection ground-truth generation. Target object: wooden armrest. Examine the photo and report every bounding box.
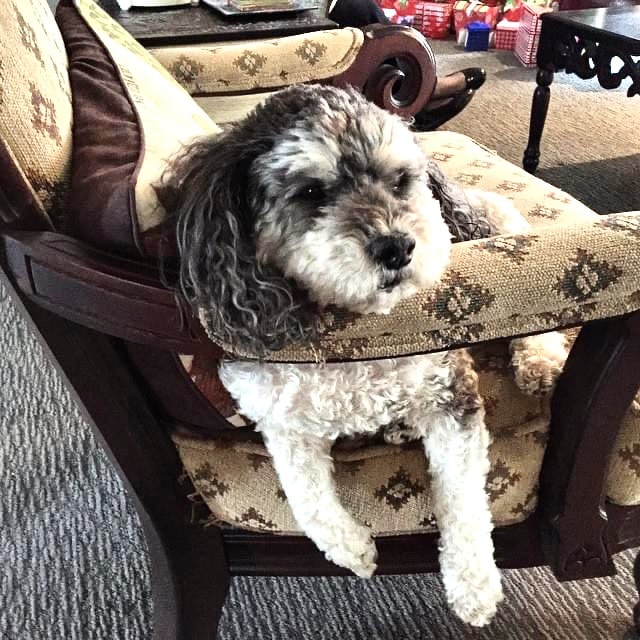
[0,231,221,357]
[332,25,437,119]
[539,311,640,581]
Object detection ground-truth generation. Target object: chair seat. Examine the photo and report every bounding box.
[173,410,549,536]
[174,334,553,535]
[173,131,640,535]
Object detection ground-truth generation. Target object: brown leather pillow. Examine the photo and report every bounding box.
[55,0,220,258]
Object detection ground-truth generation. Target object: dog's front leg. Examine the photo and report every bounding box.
[423,410,503,627]
[260,425,377,578]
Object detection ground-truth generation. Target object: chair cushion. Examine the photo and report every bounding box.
[55,0,220,257]
[173,412,549,535]
[174,332,640,535]
[0,0,73,230]
[416,133,596,228]
[606,408,640,506]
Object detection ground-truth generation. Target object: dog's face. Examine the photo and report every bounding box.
[250,88,451,314]
[167,85,457,354]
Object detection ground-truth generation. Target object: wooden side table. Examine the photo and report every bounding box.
[96,0,337,46]
[523,7,640,174]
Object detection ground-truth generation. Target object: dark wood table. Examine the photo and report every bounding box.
[523,7,640,173]
[97,0,337,46]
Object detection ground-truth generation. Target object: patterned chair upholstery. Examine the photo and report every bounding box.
[150,29,365,94]
[0,0,73,230]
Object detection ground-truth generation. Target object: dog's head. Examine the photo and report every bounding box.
[165,84,472,354]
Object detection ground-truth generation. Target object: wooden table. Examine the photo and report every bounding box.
[96,0,337,46]
[523,7,640,173]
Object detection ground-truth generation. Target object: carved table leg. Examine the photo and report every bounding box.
[523,68,554,174]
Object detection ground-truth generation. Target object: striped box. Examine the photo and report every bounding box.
[520,2,552,32]
[495,18,519,50]
[513,4,552,66]
[514,25,540,66]
[414,2,454,39]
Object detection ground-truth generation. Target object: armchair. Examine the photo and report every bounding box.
[3,2,640,639]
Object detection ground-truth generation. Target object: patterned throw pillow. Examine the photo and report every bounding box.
[55,0,220,257]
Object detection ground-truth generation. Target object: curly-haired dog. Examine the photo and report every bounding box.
[165,85,567,626]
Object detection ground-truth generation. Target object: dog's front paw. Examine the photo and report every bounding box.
[513,353,564,396]
[511,334,567,396]
[447,563,503,627]
[324,524,378,578]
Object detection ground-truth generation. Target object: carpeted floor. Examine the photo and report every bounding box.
[430,40,640,216]
[3,19,640,639]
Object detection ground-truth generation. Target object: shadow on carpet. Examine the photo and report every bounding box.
[538,154,640,214]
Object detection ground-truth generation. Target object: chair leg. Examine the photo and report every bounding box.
[143,515,230,640]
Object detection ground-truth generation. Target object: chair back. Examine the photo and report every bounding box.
[0,0,73,231]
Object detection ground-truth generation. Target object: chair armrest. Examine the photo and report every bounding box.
[151,25,437,118]
[5,213,640,364]
[0,231,221,358]
[228,211,640,362]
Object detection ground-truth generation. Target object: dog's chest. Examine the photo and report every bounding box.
[219,352,452,437]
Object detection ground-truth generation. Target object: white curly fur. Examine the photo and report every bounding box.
[196,86,570,627]
[219,192,568,626]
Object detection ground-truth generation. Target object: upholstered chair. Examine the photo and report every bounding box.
[3,2,640,638]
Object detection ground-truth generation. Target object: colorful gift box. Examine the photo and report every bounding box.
[453,0,501,40]
[494,18,519,49]
[513,3,551,66]
[502,0,550,23]
[465,21,491,50]
[381,0,418,25]
[415,1,454,38]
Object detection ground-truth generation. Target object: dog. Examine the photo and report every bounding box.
[164,84,568,626]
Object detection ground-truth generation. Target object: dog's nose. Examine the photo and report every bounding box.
[368,234,416,270]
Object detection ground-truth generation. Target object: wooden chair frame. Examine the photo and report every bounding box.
[3,24,640,640]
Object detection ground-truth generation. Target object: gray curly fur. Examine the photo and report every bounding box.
[426,159,491,241]
[161,87,335,355]
[162,84,491,355]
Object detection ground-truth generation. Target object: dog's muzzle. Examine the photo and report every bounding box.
[367,233,415,271]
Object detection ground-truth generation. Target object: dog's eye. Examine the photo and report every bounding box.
[392,172,411,194]
[295,182,326,203]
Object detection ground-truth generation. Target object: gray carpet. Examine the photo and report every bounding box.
[430,41,640,216]
[3,18,640,639]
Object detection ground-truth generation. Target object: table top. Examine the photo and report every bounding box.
[542,6,640,47]
[96,0,337,46]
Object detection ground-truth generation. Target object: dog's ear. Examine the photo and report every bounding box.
[425,158,490,242]
[161,131,319,357]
